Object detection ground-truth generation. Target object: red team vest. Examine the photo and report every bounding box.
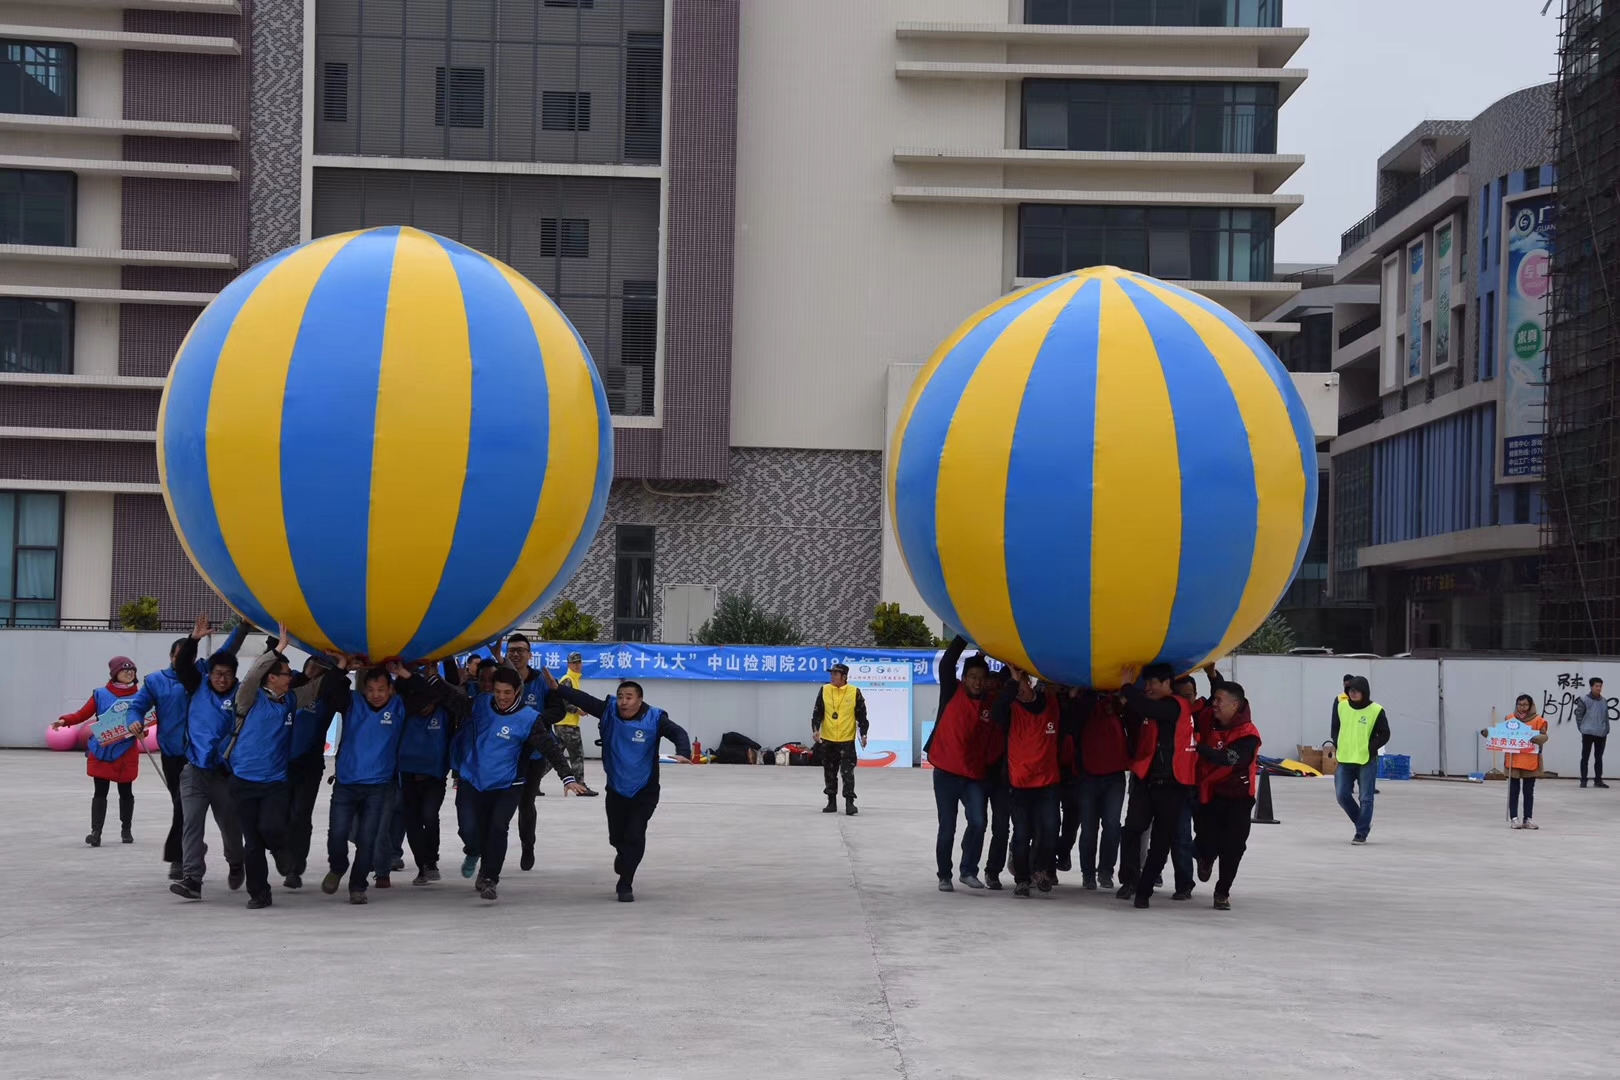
[1081,697,1131,776]
[1007,690,1061,789]
[929,687,995,780]
[1196,719,1262,804]
[1130,697,1198,785]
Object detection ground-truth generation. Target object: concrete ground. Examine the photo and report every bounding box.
[0,752,1612,1080]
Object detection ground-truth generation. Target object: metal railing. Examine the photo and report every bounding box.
[1339,142,1471,256]
[1337,312,1381,349]
[1338,402,1382,435]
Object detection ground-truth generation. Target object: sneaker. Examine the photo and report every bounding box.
[1013,882,1031,897]
[1055,852,1072,873]
[1510,818,1523,829]
[391,858,405,872]
[1133,894,1150,909]
[1081,877,1098,891]
[616,888,634,902]
[168,862,184,881]
[169,877,202,900]
[985,873,1003,891]
[1351,835,1367,845]
[1098,873,1115,891]
[1522,820,1539,830]
[937,878,954,892]
[1155,875,1164,887]
[321,872,342,895]
[1197,856,1215,883]
[959,875,986,890]
[1213,894,1232,911]
[426,866,441,882]
[85,831,101,848]
[479,884,498,901]
[374,875,392,888]
[227,864,245,891]
[246,895,271,910]
[412,869,430,886]
[1172,890,1193,901]
[121,828,134,844]
[579,787,600,797]
[1036,873,1053,894]
[520,847,535,872]
[461,854,478,879]
[348,891,368,905]
[1115,883,1134,900]
[284,873,303,890]
[475,876,490,891]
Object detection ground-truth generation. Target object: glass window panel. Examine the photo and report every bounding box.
[1020,227,1064,278]
[18,313,68,373]
[1108,227,1149,273]
[0,494,12,600]
[1149,228,1192,278]
[13,601,56,626]
[1024,85,1069,150]
[18,493,58,544]
[1109,85,1152,151]
[15,548,55,600]
[1114,0,1153,22]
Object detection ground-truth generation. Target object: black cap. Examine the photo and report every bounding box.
[830,663,849,675]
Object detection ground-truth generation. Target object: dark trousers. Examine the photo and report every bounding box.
[1077,771,1126,879]
[230,777,289,903]
[1010,784,1060,884]
[1193,795,1254,896]
[518,758,546,856]
[821,739,858,800]
[1509,776,1537,820]
[1056,776,1082,866]
[1121,781,1191,900]
[932,768,988,880]
[984,768,1012,875]
[284,751,324,875]
[456,783,522,885]
[1173,792,1196,892]
[90,778,134,835]
[400,773,447,869]
[160,752,187,863]
[372,782,405,877]
[328,782,388,892]
[605,783,661,891]
[1581,734,1606,782]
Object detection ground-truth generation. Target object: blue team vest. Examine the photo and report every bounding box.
[602,702,666,798]
[397,706,451,778]
[456,696,542,793]
[186,683,238,770]
[291,699,336,761]
[135,668,192,757]
[520,674,548,760]
[87,687,139,763]
[335,692,406,786]
[228,690,296,783]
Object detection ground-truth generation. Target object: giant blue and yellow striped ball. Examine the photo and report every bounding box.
[889,266,1317,690]
[157,226,613,661]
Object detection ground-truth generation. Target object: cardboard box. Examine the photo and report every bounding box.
[1319,744,1338,776]
[1296,744,1324,772]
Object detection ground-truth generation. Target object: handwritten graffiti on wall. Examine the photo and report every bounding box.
[1538,672,1618,727]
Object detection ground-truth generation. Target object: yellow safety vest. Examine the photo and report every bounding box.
[1335,699,1381,765]
[819,684,859,743]
[556,669,583,727]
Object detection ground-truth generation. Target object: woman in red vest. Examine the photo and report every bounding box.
[1192,675,1262,911]
[991,668,1067,897]
[925,636,997,891]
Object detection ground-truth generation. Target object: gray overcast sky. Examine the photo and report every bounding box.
[1275,0,1563,264]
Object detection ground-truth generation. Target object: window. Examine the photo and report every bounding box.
[624,32,663,162]
[1022,80,1278,154]
[1482,292,1496,380]
[614,526,655,642]
[1026,0,1282,27]
[0,40,74,117]
[0,169,74,245]
[540,218,590,258]
[0,491,63,627]
[434,66,485,129]
[542,90,591,132]
[1018,205,1275,281]
[617,281,657,417]
[1523,166,1541,190]
[0,298,72,373]
[323,62,349,123]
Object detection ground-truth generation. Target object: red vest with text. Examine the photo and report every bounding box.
[1130,696,1198,785]
[1196,717,1261,803]
[1081,697,1131,776]
[1007,691,1061,789]
[929,687,993,780]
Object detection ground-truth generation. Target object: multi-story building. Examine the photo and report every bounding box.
[1325,84,1556,654]
[3,0,1329,648]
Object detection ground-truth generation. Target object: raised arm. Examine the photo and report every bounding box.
[938,635,967,703]
[410,669,474,722]
[550,681,608,719]
[658,714,693,760]
[1119,683,1182,724]
[236,648,280,717]
[293,661,346,711]
[990,680,1019,731]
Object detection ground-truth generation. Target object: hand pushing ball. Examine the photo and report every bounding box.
[888,266,1317,689]
[157,226,613,661]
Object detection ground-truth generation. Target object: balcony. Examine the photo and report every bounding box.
[894,22,1308,68]
[894,147,1304,193]
[0,283,217,306]
[897,186,1302,222]
[0,155,237,182]
[897,61,1308,103]
[1339,143,1470,255]
[1338,402,1381,435]
[0,114,239,141]
[1337,311,1380,349]
[0,24,240,57]
[0,245,236,270]
[49,0,240,10]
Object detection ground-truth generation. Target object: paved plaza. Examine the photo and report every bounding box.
[0,751,1612,1079]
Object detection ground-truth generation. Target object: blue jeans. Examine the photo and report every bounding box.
[372,780,406,878]
[1335,760,1378,838]
[1172,792,1196,892]
[1077,771,1126,879]
[933,769,988,880]
[328,782,389,891]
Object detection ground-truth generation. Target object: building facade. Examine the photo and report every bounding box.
[2,0,1327,648]
[1325,84,1557,654]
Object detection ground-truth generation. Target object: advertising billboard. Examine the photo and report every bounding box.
[1499,192,1554,480]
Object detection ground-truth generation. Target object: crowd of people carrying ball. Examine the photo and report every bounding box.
[54,618,690,908]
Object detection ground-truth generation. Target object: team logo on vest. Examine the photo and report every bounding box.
[1044,721,1056,735]
[980,710,991,722]
[495,726,512,740]
[110,701,128,713]
[631,729,647,742]
[428,718,441,730]
[381,711,393,724]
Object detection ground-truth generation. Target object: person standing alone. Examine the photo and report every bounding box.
[1328,675,1389,844]
[813,663,868,815]
[1574,677,1609,789]
[1480,694,1549,828]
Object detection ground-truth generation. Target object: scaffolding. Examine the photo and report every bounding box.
[1541,0,1620,652]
